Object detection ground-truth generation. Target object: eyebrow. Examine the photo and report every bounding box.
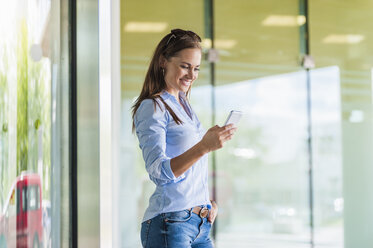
[181,62,200,67]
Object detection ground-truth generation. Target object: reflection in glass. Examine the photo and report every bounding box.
[215,1,307,246]
[311,66,343,248]
[310,1,373,246]
[214,71,310,247]
[0,0,56,247]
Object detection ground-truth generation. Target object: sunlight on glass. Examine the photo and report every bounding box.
[262,15,306,26]
[0,2,16,41]
[232,148,257,159]
[349,110,364,123]
[323,34,365,44]
[0,1,53,247]
[124,22,168,33]
[334,198,344,213]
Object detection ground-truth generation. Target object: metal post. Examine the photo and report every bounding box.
[204,0,217,241]
[299,0,314,247]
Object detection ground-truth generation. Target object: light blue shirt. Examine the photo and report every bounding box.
[135,91,211,222]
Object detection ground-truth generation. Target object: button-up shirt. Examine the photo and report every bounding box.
[134,91,211,222]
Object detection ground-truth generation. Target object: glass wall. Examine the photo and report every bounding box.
[116,0,373,247]
[214,1,309,247]
[0,0,70,247]
[310,1,373,247]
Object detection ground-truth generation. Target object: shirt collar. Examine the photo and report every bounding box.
[160,90,172,100]
[179,91,187,100]
[161,90,187,102]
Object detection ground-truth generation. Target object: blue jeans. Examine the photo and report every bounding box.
[140,208,214,248]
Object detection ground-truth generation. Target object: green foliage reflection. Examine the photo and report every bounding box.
[17,21,29,174]
[1,19,51,210]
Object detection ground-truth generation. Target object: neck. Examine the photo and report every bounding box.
[165,89,180,102]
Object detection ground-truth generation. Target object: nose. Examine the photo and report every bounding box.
[187,68,197,79]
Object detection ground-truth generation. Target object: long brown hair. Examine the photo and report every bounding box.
[132,29,202,131]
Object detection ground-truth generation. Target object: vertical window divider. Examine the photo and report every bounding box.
[69,0,78,246]
[299,0,315,247]
[204,0,217,241]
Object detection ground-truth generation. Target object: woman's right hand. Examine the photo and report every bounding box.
[170,124,237,177]
[199,124,237,153]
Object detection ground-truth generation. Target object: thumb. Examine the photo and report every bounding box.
[209,125,219,131]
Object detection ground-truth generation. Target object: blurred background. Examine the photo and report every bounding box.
[0,0,372,247]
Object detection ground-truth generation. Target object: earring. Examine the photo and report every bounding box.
[161,68,165,76]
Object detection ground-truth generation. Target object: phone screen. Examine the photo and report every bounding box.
[224,110,242,126]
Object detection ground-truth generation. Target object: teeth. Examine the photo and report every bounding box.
[181,80,191,85]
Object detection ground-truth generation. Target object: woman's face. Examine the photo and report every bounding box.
[162,48,201,98]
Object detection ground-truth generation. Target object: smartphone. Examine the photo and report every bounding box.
[224,110,243,126]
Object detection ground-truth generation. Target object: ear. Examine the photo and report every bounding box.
[159,55,167,68]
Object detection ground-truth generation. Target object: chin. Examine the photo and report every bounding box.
[182,87,190,93]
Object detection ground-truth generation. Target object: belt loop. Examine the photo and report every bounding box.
[198,207,203,217]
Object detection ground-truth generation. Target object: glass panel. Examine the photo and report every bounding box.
[0,0,65,247]
[214,72,310,247]
[310,66,343,248]
[215,1,309,247]
[118,1,209,247]
[310,0,373,247]
[76,0,100,246]
[215,0,301,86]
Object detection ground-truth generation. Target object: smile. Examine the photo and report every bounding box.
[180,79,192,86]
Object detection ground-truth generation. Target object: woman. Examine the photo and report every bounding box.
[132,29,237,248]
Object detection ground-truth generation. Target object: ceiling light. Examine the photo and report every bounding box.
[201,39,212,49]
[323,34,365,44]
[216,39,237,49]
[202,38,237,49]
[124,22,168,33]
[262,15,306,26]
[349,110,364,123]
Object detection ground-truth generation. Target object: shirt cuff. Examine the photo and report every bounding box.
[162,159,186,182]
[162,159,177,180]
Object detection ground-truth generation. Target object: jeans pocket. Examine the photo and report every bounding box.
[164,209,192,223]
[140,219,151,248]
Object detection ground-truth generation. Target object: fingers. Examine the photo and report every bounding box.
[216,126,237,143]
[207,208,218,223]
[209,124,235,134]
[208,202,218,223]
[203,124,237,152]
[207,210,215,223]
[222,123,234,130]
[220,127,237,140]
[209,125,220,131]
[221,124,236,134]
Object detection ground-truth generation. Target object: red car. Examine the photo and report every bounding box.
[0,173,43,248]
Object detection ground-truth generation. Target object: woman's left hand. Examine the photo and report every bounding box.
[208,200,218,224]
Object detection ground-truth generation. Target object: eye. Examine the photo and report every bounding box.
[194,68,200,72]
[180,65,189,69]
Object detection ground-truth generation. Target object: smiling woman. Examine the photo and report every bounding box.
[131,29,237,248]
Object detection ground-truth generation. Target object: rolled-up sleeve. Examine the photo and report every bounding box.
[135,99,180,185]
